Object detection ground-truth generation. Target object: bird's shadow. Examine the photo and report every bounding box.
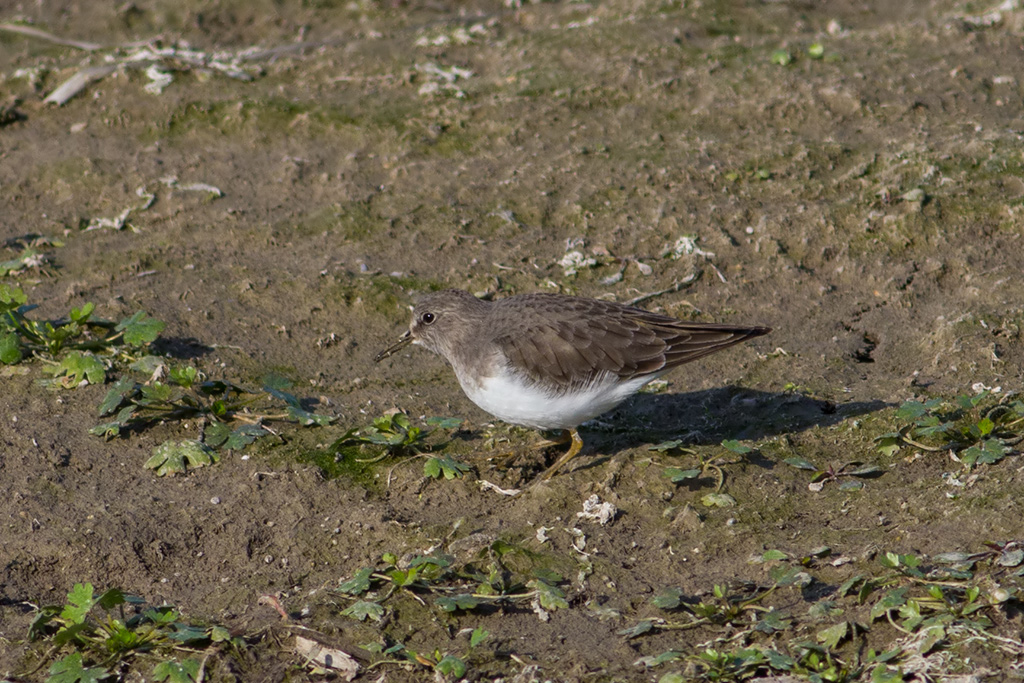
[580,386,888,461]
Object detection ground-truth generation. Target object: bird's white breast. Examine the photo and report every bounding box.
[455,365,658,431]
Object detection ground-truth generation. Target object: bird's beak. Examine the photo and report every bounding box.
[374,331,413,362]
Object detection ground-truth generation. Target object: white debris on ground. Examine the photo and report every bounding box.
[415,62,473,98]
[41,41,259,105]
[414,23,489,47]
[85,179,222,231]
[160,176,224,198]
[665,235,716,260]
[558,237,598,276]
[576,494,617,525]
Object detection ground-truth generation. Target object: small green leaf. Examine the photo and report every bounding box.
[286,404,335,426]
[469,627,489,648]
[761,549,788,561]
[425,455,471,479]
[770,49,792,65]
[817,621,849,649]
[618,620,654,638]
[838,575,864,597]
[203,422,232,448]
[409,553,453,569]
[764,649,796,670]
[209,625,232,642]
[755,610,791,633]
[47,652,108,683]
[651,587,683,609]
[139,382,175,403]
[90,405,137,439]
[0,283,28,310]
[388,568,417,587]
[152,658,201,683]
[425,416,463,429]
[28,605,62,640]
[999,549,1024,567]
[636,650,684,668]
[808,42,824,59]
[96,588,126,610]
[424,457,441,479]
[896,401,928,420]
[265,385,300,409]
[664,467,701,483]
[435,655,466,678]
[871,664,904,683]
[875,433,901,457]
[166,623,207,643]
[169,366,199,388]
[222,424,269,450]
[870,587,909,620]
[0,330,21,364]
[143,606,180,625]
[528,579,569,611]
[784,457,817,470]
[721,439,752,454]
[52,351,105,387]
[98,377,137,416]
[116,310,164,346]
[532,567,563,584]
[916,421,953,437]
[700,493,736,508]
[338,567,375,595]
[145,440,219,476]
[70,302,95,323]
[60,583,97,625]
[649,439,687,452]
[341,600,384,622]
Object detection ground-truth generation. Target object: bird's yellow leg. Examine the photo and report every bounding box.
[532,429,572,450]
[540,429,584,480]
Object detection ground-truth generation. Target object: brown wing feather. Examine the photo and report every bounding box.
[494,295,769,390]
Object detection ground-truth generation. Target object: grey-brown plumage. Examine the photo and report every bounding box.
[375,289,770,479]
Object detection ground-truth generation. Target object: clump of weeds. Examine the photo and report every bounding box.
[24,582,246,683]
[329,540,569,678]
[93,364,334,475]
[625,543,1023,683]
[0,284,162,385]
[331,412,471,481]
[876,390,1024,468]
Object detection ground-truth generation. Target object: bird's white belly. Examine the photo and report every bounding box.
[457,367,658,431]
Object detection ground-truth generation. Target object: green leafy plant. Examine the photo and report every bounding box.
[336,545,569,621]
[876,392,1023,468]
[333,544,567,679]
[659,439,754,491]
[91,366,333,473]
[331,413,470,479]
[783,457,884,491]
[25,583,240,682]
[0,284,163,383]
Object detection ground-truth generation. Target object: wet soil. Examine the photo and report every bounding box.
[2,0,1024,680]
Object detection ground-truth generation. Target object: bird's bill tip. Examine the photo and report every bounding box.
[374,331,413,362]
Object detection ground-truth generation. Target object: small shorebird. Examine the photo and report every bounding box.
[376,289,770,480]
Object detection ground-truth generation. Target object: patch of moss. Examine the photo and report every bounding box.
[298,442,382,489]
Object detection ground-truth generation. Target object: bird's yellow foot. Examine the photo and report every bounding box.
[539,429,585,480]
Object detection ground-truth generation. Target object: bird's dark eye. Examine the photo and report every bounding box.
[420,312,436,325]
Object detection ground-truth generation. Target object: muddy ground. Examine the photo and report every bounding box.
[2,0,1024,680]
